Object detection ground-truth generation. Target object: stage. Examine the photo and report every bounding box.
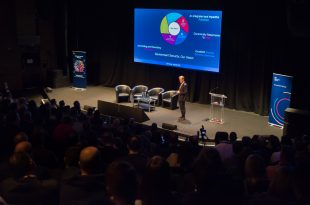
[45,85,282,140]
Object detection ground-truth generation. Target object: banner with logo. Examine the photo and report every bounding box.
[72,51,87,89]
[268,73,293,127]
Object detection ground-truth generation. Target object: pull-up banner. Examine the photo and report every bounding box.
[72,51,87,89]
[268,73,293,127]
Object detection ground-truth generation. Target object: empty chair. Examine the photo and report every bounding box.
[147,87,164,106]
[131,85,148,103]
[115,85,131,103]
[161,90,178,110]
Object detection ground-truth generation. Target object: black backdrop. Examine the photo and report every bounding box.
[66,0,310,115]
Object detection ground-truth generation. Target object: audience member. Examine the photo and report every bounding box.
[140,155,180,205]
[244,154,269,196]
[1,91,309,205]
[59,146,109,205]
[266,145,295,181]
[98,131,122,167]
[0,152,58,205]
[229,131,238,142]
[14,141,32,154]
[215,131,233,161]
[105,161,138,205]
[183,147,235,205]
[119,136,148,178]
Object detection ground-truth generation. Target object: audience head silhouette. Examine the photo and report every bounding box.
[128,136,141,153]
[9,152,35,179]
[141,155,170,196]
[106,161,138,205]
[79,146,102,175]
[14,141,32,154]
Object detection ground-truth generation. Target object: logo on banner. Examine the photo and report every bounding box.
[74,60,85,73]
[274,76,280,82]
[72,51,87,89]
[268,73,293,127]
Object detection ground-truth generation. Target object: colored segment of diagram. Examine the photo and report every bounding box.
[160,13,189,45]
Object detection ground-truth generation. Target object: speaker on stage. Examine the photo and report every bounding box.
[97,100,149,123]
[162,123,177,130]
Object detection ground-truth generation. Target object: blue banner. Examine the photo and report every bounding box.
[72,51,87,88]
[268,73,293,127]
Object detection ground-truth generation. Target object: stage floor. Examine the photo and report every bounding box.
[46,85,282,140]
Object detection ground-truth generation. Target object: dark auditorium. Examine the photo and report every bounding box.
[1,0,310,205]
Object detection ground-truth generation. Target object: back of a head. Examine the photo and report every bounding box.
[280,145,295,165]
[242,136,252,147]
[93,109,101,118]
[229,132,237,142]
[232,141,243,155]
[245,154,266,178]
[281,135,293,146]
[215,132,229,144]
[112,118,121,127]
[73,100,80,108]
[189,134,199,145]
[28,100,37,110]
[14,141,32,154]
[128,136,141,152]
[101,131,114,145]
[9,152,33,178]
[151,122,158,131]
[65,146,82,167]
[79,146,102,175]
[141,156,170,194]
[268,135,281,152]
[87,107,94,116]
[268,166,295,201]
[193,147,223,190]
[50,99,57,105]
[14,132,29,145]
[106,161,137,205]
[59,100,65,107]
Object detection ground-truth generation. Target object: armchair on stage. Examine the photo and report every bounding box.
[131,85,148,104]
[161,90,178,110]
[209,92,227,124]
[115,85,131,103]
[147,87,164,106]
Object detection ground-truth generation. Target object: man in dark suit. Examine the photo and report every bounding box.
[177,76,188,120]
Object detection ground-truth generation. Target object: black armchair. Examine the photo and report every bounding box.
[131,85,148,103]
[147,87,164,106]
[161,90,178,110]
[115,85,131,103]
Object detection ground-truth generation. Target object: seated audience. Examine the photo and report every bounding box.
[59,146,109,205]
[244,154,269,196]
[229,131,238,142]
[183,147,237,205]
[140,155,180,205]
[119,136,148,178]
[215,131,233,161]
[0,152,58,205]
[105,161,138,205]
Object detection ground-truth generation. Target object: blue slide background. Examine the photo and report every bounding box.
[134,9,222,72]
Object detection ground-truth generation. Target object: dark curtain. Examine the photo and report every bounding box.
[66,0,310,115]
